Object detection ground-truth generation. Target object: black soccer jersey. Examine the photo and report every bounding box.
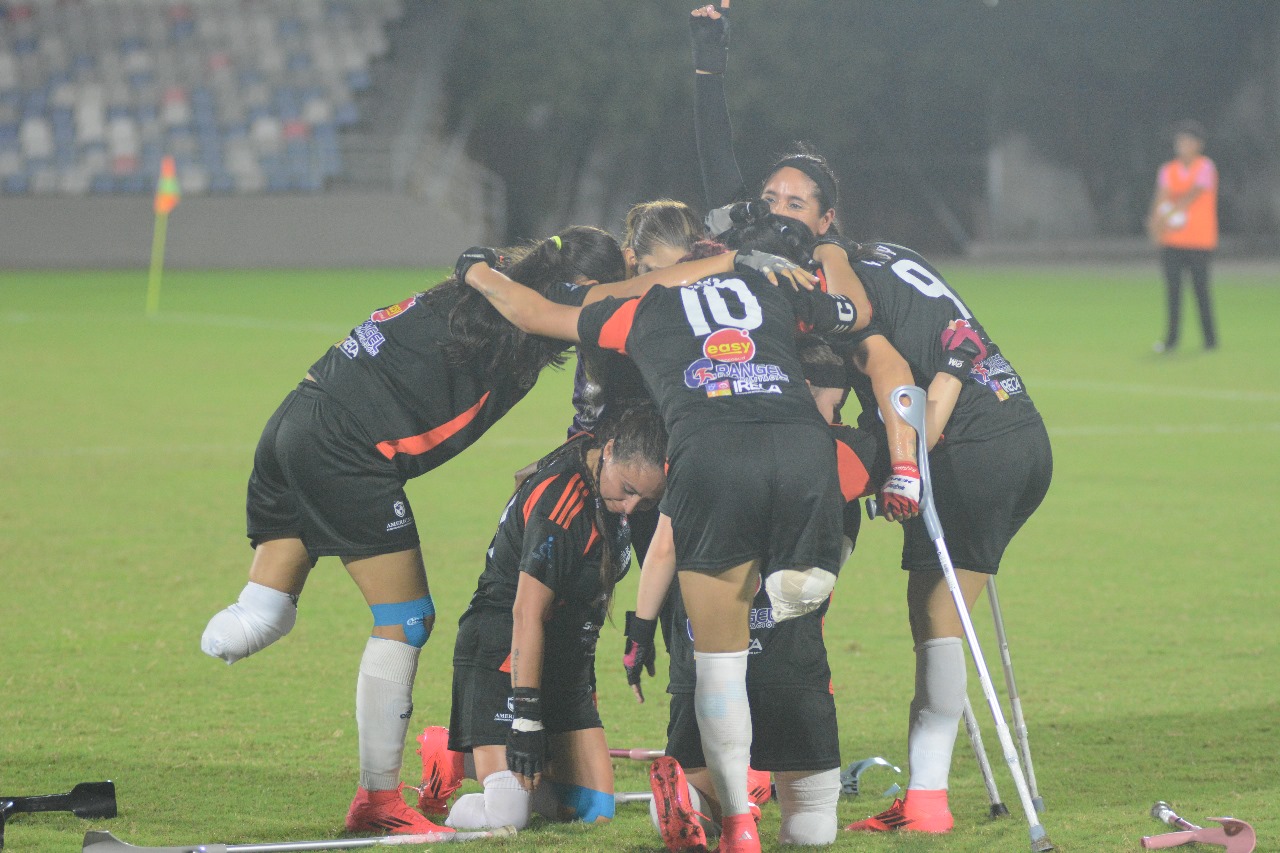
[850,243,1041,442]
[576,268,858,453]
[307,282,590,479]
[456,436,631,666]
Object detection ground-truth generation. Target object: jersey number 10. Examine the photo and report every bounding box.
[680,279,764,336]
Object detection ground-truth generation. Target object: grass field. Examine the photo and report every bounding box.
[2,261,1277,853]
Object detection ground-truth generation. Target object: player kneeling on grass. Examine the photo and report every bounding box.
[413,405,668,831]
[625,337,888,850]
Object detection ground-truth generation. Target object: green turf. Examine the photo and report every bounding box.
[2,262,1276,852]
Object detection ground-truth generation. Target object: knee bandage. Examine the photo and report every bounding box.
[775,768,840,846]
[370,595,435,648]
[446,770,530,830]
[201,582,298,664]
[550,782,614,823]
[765,567,836,623]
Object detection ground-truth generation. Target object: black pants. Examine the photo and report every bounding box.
[1160,247,1217,348]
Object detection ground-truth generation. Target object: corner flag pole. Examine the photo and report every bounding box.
[146,155,180,317]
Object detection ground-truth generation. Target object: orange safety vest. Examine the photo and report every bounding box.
[1157,155,1218,250]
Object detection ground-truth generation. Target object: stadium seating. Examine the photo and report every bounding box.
[0,0,401,196]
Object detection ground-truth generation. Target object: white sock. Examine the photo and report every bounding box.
[693,649,752,818]
[445,770,530,830]
[649,779,718,838]
[356,637,420,791]
[775,768,840,845]
[201,582,297,664]
[907,636,966,791]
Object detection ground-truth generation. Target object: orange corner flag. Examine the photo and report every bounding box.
[154,155,180,215]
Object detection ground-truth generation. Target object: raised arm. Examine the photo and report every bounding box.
[691,1,746,208]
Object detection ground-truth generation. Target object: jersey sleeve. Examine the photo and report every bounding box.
[517,472,595,593]
[694,72,747,208]
[545,281,592,307]
[578,296,640,355]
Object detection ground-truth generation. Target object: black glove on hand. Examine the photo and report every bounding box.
[689,5,730,74]
[454,246,500,285]
[623,610,658,687]
[506,686,545,783]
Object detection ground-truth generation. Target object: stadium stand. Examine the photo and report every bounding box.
[0,0,402,196]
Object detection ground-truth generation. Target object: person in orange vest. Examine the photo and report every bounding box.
[1146,120,1219,352]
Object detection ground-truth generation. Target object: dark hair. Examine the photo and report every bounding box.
[423,225,625,390]
[1172,119,1206,142]
[719,212,817,266]
[588,401,668,607]
[796,335,848,389]
[679,238,731,263]
[623,199,703,262]
[766,143,841,232]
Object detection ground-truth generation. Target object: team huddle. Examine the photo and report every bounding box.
[199,4,1051,852]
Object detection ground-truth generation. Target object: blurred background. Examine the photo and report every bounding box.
[1,0,1277,267]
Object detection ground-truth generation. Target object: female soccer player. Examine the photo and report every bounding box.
[412,404,668,831]
[459,240,859,853]
[691,4,1053,833]
[199,226,748,835]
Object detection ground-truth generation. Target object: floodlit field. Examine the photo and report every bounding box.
[2,262,1277,852]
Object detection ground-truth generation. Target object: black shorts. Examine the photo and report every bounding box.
[447,609,601,752]
[663,421,844,576]
[902,418,1053,574]
[665,688,840,773]
[246,383,420,560]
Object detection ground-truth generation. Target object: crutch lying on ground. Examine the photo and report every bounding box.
[0,781,117,849]
[82,826,515,853]
[885,385,1053,852]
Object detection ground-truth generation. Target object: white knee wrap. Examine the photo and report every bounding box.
[765,567,836,623]
[201,582,298,664]
[775,768,840,846]
[446,771,530,830]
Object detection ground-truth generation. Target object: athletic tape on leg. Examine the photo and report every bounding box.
[775,768,840,846]
[370,595,435,648]
[446,771,530,830]
[552,782,615,823]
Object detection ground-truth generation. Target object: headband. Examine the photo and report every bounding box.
[772,156,839,213]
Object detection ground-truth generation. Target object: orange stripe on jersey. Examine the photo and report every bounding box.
[376,392,491,460]
[523,475,560,525]
[499,653,512,674]
[549,474,589,529]
[583,525,599,556]
[835,436,872,501]
[596,298,640,354]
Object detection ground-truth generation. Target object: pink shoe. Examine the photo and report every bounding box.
[344,786,453,835]
[844,790,953,833]
[716,813,761,853]
[650,756,711,852]
[746,767,771,806]
[415,726,465,815]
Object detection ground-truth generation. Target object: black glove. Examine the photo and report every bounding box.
[689,4,730,74]
[454,246,500,285]
[623,610,657,687]
[506,686,546,783]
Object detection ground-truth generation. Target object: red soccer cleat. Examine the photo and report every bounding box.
[844,790,953,833]
[717,813,761,853]
[650,756,711,852]
[415,726,465,815]
[746,767,771,806]
[345,786,454,835]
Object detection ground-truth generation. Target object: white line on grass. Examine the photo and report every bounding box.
[1038,379,1280,403]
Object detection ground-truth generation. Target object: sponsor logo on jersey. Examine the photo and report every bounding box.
[703,328,755,363]
[338,336,360,359]
[393,500,406,518]
[968,352,1022,400]
[749,606,776,631]
[683,358,790,397]
[533,535,556,563]
[747,637,764,654]
[370,296,416,323]
[355,320,387,356]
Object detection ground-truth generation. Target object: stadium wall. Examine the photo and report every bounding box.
[0,193,489,269]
